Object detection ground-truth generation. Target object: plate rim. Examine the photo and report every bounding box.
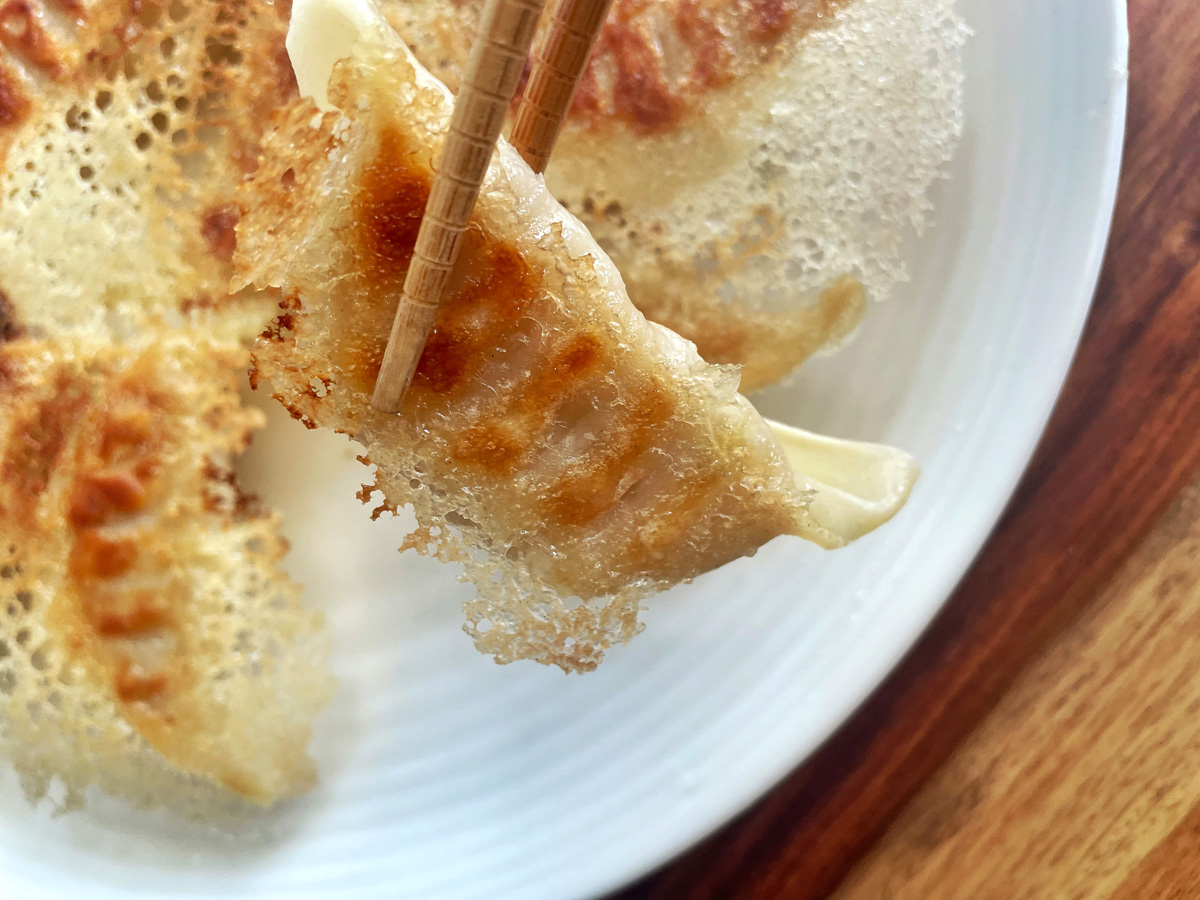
[0,1,1131,897]
[576,2,1132,897]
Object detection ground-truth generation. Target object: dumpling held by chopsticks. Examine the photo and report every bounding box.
[236,0,917,672]
[385,0,967,389]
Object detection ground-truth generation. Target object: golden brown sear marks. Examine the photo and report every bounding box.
[338,127,433,392]
[87,589,174,639]
[70,530,139,580]
[410,237,537,399]
[333,123,690,530]
[0,62,29,129]
[0,0,65,77]
[333,121,685,530]
[593,11,681,131]
[60,360,180,704]
[113,658,169,704]
[338,229,539,401]
[342,127,540,399]
[47,0,83,19]
[0,292,22,343]
[450,332,604,473]
[69,469,151,528]
[1,372,88,520]
[542,387,675,527]
[510,332,604,418]
[0,346,186,709]
[200,204,240,263]
[571,0,842,133]
[451,422,523,472]
[353,127,430,281]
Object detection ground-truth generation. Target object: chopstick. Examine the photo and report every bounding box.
[371,0,547,413]
[508,0,616,173]
[371,0,613,413]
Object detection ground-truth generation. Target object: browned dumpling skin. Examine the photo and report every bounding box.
[235,26,838,671]
[0,333,331,812]
[0,0,334,813]
[383,0,966,389]
[0,0,295,342]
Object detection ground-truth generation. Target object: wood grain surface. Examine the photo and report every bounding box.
[614,1,1200,898]
[834,477,1200,900]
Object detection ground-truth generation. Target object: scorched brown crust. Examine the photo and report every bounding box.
[567,0,842,133]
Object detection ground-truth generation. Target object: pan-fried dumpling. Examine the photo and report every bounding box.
[0,0,295,345]
[0,331,332,812]
[0,0,334,811]
[384,0,966,389]
[236,0,916,671]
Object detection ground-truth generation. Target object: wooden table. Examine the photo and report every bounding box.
[615,2,1200,898]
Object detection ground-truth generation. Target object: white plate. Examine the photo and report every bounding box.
[0,0,1128,897]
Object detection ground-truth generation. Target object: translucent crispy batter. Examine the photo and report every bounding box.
[388,0,846,134]
[0,331,333,812]
[385,0,966,389]
[0,0,333,811]
[0,0,295,343]
[234,34,837,672]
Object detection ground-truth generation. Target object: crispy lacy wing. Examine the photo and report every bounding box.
[385,0,966,389]
[0,0,336,811]
[0,0,295,343]
[0,330,333,812]
[234,27,838,672]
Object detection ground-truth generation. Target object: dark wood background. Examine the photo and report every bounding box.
[615,2,1200,897]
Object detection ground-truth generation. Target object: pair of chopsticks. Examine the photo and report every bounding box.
[371,0,615,412]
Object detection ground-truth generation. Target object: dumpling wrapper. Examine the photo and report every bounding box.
[0,0,294,346]
[0,0,334,812]
[384,0,967,389]
[237,0,917,672]
[0,331,332,813]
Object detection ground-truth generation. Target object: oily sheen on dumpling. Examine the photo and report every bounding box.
[0,331,332,813]
[0,0,333,811]
[0,0,295,346]
[384,0,966,389]
[235,17,844,672]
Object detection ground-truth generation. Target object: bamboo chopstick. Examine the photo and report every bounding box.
[509,0,616,173]
[370,0,547,413]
